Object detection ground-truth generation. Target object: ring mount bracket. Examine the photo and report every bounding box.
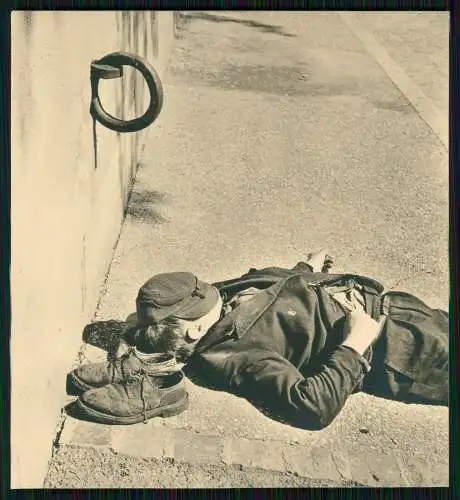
[90,51,164,133]
[91,62,123,80]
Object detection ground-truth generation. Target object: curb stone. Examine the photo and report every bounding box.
[58,418,113,450]
[56,416,443,486]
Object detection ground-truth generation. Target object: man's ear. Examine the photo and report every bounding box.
[185,324,202,341]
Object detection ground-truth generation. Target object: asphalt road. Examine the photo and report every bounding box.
[47,11,450,488]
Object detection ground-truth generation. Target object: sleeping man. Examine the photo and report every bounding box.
[68,250,449,428]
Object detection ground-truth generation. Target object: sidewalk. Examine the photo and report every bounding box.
[46,12,449,487]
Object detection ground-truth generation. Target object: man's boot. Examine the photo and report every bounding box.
[66,347,177,395]
[72,370,189,425]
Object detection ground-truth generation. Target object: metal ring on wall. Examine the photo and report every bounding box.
[90,51,164,133]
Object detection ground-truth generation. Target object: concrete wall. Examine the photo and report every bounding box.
[11,11,174,488]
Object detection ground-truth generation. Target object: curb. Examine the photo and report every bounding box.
[57,416,447,486]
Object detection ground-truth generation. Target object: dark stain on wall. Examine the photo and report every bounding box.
[151,12,158,58]
[111,12,162,218]
[92,119,99,170]
[81,234,87,313]
[23,11,33,42]
[18,12,35,143]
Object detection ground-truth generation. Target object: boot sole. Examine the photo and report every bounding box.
[74,393,189,425]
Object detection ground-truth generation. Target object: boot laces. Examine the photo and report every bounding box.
[120,367,152,424]
[109,349,158,424]
[140,374,149,424]
[108,346,143,383]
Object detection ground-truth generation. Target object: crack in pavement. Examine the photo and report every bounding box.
[330,451,351,483]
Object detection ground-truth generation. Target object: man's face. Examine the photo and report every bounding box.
[177,293,223,342]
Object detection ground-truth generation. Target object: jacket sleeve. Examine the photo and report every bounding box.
[226,346,369,430]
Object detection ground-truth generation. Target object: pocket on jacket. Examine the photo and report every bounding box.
[411,379,449,406]
[379,363,448,405]
[381,291,434,318]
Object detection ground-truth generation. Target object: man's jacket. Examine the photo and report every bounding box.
[187,263,448,430]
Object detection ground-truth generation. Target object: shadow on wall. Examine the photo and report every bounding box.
[179,11,297,38]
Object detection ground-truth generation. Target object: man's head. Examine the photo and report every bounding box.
[127,272,222,361]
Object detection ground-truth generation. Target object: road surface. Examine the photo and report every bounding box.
[46,11,450,488]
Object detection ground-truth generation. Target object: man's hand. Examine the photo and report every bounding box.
[341,309,385,356]
[306,249,334,273]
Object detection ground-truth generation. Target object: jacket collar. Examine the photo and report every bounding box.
[194,276,292,354]
[193,273,384,355]
[195,274,303,353]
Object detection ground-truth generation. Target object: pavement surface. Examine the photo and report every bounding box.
[46,11,450,488]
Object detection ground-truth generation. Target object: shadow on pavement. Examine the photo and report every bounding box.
[182,364,301,429]
[126,189,170,224]
[72,322,304,429]
[181,12,297,38]
[82,320,126,356]
[80,313,139,353]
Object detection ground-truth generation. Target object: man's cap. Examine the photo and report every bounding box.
[136,272,219,325]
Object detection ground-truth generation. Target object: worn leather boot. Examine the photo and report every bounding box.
[66,347,177,395]
[73,370,189,425]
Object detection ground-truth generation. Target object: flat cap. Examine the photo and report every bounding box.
[136,272,219,325]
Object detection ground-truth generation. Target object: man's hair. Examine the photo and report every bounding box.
[124,317,195,362]
[125,286,222,362]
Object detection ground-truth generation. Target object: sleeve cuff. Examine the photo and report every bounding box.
[292,261,314,273]
[336,345,372,373]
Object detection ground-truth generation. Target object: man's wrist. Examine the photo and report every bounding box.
[341,338,372,356]
[304,263,315,272]
[306,262,323,273]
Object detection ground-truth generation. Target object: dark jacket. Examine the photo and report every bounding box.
[187,264,448,430]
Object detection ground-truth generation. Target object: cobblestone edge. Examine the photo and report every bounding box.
[56,417,449,487]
